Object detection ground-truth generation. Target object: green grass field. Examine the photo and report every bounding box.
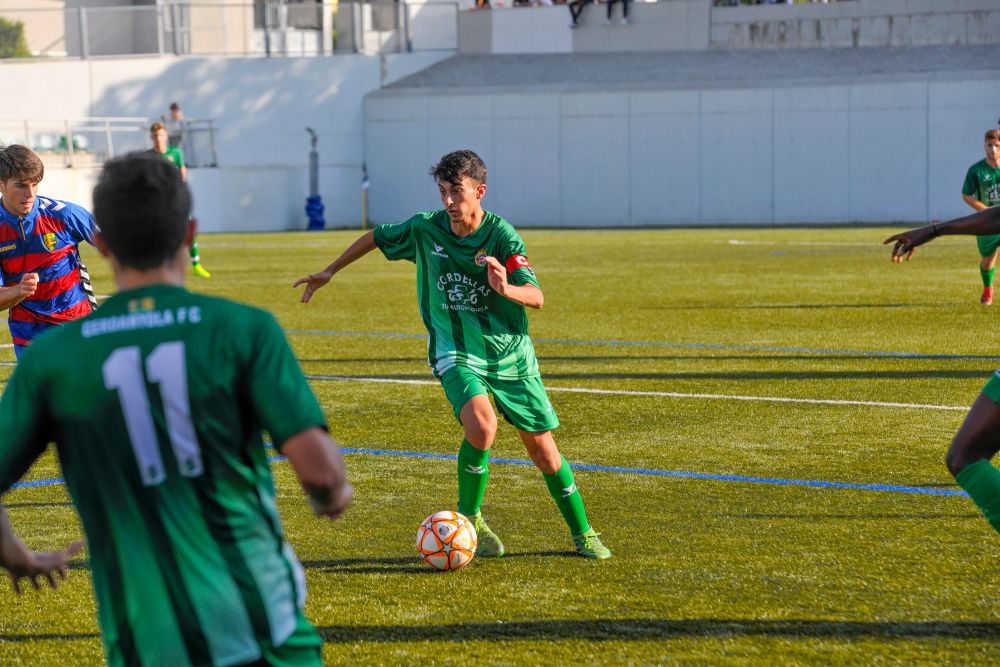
[2,227,1000,665]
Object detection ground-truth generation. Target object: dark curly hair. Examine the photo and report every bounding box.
[430,150,487,186]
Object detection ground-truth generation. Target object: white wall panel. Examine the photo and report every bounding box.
[630,113,701,225]
[773,110,850,223]
[492,116,562,226]
[560,115,630,226]
[700,110,774,224]
[849,108,926,221]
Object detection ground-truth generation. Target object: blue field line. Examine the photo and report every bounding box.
[284,329,1000,361]
[10,448,965,498]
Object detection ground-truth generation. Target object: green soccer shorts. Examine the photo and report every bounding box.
[440,365,560,433]
[977,234,1000,258]
[982,371,1000,405]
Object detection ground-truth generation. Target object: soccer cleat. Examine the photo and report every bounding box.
[983,286,994,305]
[471,513,505,557]
[573,529,611,560]
[192,263,212,278]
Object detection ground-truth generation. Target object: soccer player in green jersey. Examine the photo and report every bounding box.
[0,152,353,666]
[886,205,1000,540]
[151,121,212,279]
[961,128,1000,304]
[294,149,611,560]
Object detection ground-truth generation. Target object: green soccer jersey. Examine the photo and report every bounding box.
[0,285,325,667]
[374,210,541,380]
[963,159,1000,207]
[151,145,185,170]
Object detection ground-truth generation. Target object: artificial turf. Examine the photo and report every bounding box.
[1,227,999,665]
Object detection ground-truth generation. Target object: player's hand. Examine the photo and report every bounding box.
[883,223,939,263]
[18,273,38,298]
[309,482,353,521]
[1,538,85,595]
[483,256,508,295]
[293,271,332,303]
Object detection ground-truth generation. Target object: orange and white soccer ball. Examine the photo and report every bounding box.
[416,511,478,571]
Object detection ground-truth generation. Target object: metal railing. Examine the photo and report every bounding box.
[0,1,458,60]
[0,117,218,169]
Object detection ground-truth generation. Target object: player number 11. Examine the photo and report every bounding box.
[102,342,204,486]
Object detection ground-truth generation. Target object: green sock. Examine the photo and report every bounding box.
[542,456,590,537]
[457,440,489,518]
[955,459,1000,535]
[190,238,201,264]
[981,267,995,287]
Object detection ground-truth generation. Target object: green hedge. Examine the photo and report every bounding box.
[0,17,31,59]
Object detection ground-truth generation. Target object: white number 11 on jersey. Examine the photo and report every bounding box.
[102,342,204,486]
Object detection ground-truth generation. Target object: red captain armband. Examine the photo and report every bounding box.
[504,254,531,274]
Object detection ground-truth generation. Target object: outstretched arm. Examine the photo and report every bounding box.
[0,274,38,311]
[0,503,85,594]
[884,206,1000,263]
[293,230,377,303]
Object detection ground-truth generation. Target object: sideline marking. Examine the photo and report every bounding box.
[302,374,968,412]
[11,448,966,498]
[286,329,1000,361]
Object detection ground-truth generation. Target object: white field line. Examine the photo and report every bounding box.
[302,374,968,412]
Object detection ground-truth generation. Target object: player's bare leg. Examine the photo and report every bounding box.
[947,392,1000,535]
[457,395,504,556]
[517,429,611,559]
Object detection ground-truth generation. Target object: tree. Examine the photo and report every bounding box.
[0,17,31,59]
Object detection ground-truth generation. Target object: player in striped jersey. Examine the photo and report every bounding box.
[0,152,353,666]
[0,144,98,357]
[295,149,611,559]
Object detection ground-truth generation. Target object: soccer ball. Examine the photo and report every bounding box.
[416,511,478,571]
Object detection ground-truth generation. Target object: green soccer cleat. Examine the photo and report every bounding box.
[471,513,505,557]
[192,263,211,278]
[573,529,611,560]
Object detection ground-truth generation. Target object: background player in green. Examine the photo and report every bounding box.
[150,121,212,279]
[0,152,353,666]
[961,128,1000,304]
[886,205,1000,541]
[294,149,610,559]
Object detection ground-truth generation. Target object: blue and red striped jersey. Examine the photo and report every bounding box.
[0,195,96,346]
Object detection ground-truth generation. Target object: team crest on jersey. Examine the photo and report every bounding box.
[128,296,156,313]
[41,233,58,252]
[475,249,488,266]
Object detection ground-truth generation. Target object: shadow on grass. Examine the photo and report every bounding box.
[730,513,978,520]
[0,632,99,642]
[641,303,925,311]
[5,619,999,645]
[302,550,575,575]
[541,370,989,381]
[4,501,74,509]
[316,618,1000,643]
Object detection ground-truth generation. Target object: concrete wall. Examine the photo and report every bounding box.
[337,0,459,54]
[711,0,1000,50]
[458,0,1000,54]
[459,0,709,54]
[11,51,452,232]
[364,72,1000,226]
